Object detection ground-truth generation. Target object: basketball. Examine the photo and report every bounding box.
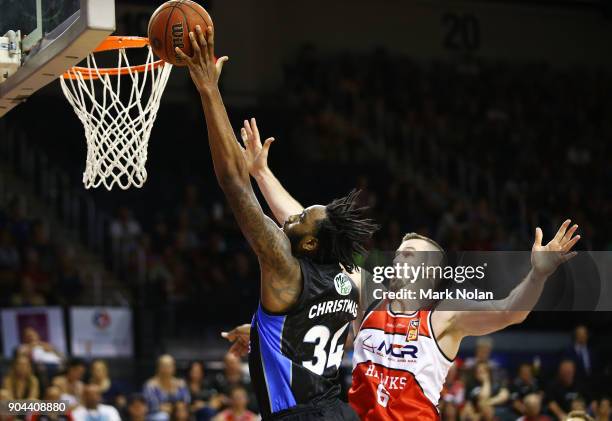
[148,0,213,66]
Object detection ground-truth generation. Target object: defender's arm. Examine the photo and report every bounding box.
[239,118,304,224]
[437,220,579,339]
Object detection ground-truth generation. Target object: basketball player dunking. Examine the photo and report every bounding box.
[223,120,581,420]
[176,27,377,420]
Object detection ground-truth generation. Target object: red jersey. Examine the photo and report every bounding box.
[348,301,453,420]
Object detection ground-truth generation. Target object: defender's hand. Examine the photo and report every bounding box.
[175,25,228,94]
[238,118,275,177]
[221,324,251,357]
[531,219,580,278]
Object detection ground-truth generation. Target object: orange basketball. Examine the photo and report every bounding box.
[148,0,213,66]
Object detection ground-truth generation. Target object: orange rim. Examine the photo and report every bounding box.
[62,36,167,80]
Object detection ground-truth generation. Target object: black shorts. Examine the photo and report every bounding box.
[267,399,359,421]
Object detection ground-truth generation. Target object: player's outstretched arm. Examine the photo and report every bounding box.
[176,26,301,312]
[440,219,580,338]
[238,118,304,225]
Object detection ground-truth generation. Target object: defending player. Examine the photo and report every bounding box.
[176,27,377,420]
[223,119,580,420]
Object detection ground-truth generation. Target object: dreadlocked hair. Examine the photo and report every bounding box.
[315,189,380,272]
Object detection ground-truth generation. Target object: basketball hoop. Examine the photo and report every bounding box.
[60,36,172,190]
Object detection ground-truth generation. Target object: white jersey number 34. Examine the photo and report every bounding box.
[302,323,349,375]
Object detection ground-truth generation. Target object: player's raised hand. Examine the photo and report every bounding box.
[238,118,275,177]
[531,219,580,278]
[175,25,228,93]
[221,324,251,357]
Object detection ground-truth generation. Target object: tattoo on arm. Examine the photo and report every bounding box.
[221,181,301,308]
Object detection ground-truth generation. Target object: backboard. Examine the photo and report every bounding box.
[0,0,115,117]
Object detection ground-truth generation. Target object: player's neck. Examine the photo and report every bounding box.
[389,299,418,314]
[389,297,435,313]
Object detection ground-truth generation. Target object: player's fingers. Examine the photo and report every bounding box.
[216,56,228,75]
[230,339,248,356]
[187,32,201,59]
[244,119,253,139]
[206,26,215,62]
[188,32,206,69]
[228,342,241,356]
[240,127,249,144]
[251,119,263,147]
[561,224,578,245]
[195,26,209,64]
[261,138,275,159]
[553,219,572,242]
[561,251,578,263]
[534,227,543,247]
[251,118,261,140]
[562,235,581,252]
[221,331,235,341]
[174,47,192,65]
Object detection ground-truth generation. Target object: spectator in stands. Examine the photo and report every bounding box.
[511,363,541,415]
[30,385,73,421]
[89,359,125,408]
[441,361,465,410]
[546,359,586,421]
[53,358,87,407]
[18,327,62,366]
[516,393,551,421]
[211,352,257,413]
[212,386,258,421]
[143,355,190,417]
[211,353,248,396]
[566,411,595,421]
[2,354,39,399]
[563,325,594,381]
[72,384,121,421]
[53,376,79,409]
[186,360,220,418]
[573,397,589,412]
[464,337,505,385]
[466,362,509,419]
[170,401,190,421]
[478,404,499,421]
[440,399,458,421]
[0,388,16,421]
[125,394,148,421]
[592,397,610,421]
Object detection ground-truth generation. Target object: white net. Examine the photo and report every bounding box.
[60,44,172,190]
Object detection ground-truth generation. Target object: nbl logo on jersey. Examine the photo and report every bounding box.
[406,319,419,342]
[334,273,352,296]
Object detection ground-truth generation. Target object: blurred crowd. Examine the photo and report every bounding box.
[282,46,611,251]
[0,197,84,307]
[0,323,608,421]
[0,331,259,421]
[439,325,610,421]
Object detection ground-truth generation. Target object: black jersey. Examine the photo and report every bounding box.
[249,258,359,419]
